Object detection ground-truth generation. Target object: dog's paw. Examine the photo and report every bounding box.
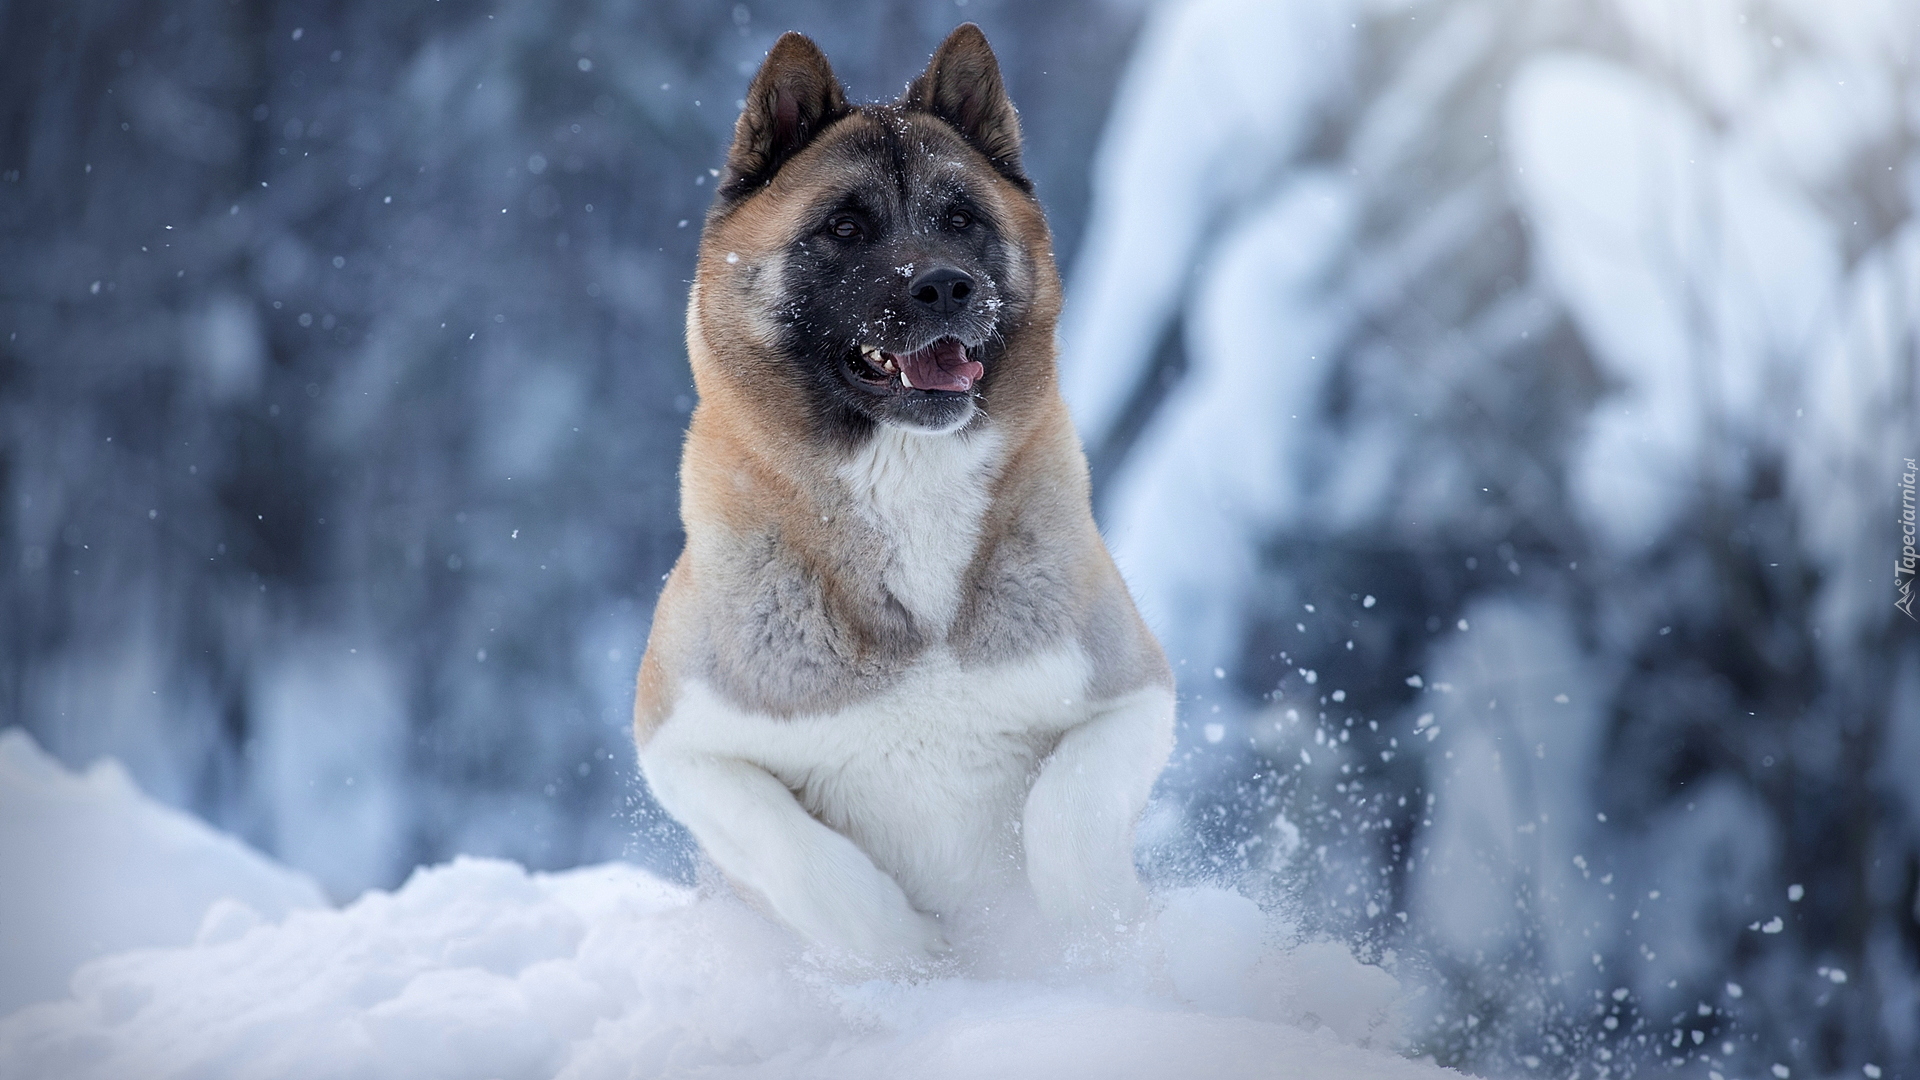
[910,909,953,959]
[807,908,951,978]
[871,907,951,967]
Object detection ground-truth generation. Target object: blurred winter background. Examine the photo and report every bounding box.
[3,0,1918,1074]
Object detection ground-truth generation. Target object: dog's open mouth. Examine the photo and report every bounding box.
[849,337,984,393]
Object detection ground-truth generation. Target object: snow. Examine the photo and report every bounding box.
[0,730,1453,1080]
[0,729,327,1016]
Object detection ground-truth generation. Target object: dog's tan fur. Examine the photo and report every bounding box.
[633,25,1172,966]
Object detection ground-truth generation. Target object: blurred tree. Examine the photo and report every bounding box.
[1066,0,1920,1074]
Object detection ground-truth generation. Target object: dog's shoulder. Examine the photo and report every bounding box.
[951,410,1171,701]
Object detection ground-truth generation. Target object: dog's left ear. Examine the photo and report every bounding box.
[902,24,1028,190]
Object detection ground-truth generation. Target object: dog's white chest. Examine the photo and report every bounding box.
[838,426,999,628]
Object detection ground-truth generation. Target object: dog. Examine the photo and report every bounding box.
[632,24,1174,967]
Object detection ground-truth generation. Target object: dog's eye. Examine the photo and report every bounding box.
[828,216,863,240]
[947,209,974,230]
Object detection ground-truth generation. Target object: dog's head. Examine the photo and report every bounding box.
[690,25,1059,440]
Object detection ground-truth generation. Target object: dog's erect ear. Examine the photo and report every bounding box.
[902,24,1027,189]
[719,33,849,201]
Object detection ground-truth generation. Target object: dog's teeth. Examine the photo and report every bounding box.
[882,356,898,373]
[899,367,914,389]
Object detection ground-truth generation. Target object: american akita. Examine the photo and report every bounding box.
[633,24,1174,966]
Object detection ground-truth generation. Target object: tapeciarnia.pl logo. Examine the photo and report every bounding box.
[1900,457,1917,620]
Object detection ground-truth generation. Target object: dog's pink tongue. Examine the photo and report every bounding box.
[895,339,982,392]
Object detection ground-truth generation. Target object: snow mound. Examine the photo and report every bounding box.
[0,728,327,1015]
[0,731,1452,1080]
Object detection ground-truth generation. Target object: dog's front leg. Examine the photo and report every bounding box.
[641,749,947,965]
[1021,685,1176,927]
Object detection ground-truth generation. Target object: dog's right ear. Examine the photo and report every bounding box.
[718,33,849,202]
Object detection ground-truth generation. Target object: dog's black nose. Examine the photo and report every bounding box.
[908,267,974,315]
